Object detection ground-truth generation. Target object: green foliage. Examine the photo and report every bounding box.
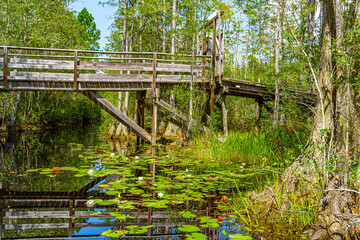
[0,1,102,127]
[77,8,101,50]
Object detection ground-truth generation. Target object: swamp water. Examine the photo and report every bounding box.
[0,125,260,240]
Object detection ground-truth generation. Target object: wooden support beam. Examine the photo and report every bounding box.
[155,99,189,122]
[222,95,228,138]
[82,91,151,142]
[215,86,228,103]
[136,91,146,145]
[68,199,74,237]
[143,101,183,128]
[0,200,3,240]
[256,99,266,126]
[73,51,78,90]
[3,47,7,90]
[151,53,158,146]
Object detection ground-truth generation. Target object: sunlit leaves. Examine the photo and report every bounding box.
[185,232,207,240]
[178,225,201,232]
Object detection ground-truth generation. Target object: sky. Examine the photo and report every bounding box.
[69,0,117,50]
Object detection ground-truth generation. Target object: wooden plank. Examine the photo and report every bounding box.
[4,223,68,230]
[8,58,73,65]
[4,211,69,219]
[5,63,73,70]
[3,47,8,89]
[9,71,73,79]
[82,91,151,142]
[78,61,207,73]
[79,74,193,82]
[78,62,153,71]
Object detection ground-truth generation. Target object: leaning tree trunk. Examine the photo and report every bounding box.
[252,0,360,239]
[164,0,181,138]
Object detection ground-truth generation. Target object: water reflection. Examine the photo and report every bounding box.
[0,125,245,239]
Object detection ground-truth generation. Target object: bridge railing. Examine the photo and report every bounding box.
[0,46,212,91]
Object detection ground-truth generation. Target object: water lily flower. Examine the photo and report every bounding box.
[240,166,243,169]
[187,174,192,177]
[110,153,115,157]
[216,216,222,222]
[86,200,95,207]
[186,168,189,172]
[138,177,144,181]
[134,156,139,159]
[87,169,94,176]
[157,192,164,198]
[242,163,246,166]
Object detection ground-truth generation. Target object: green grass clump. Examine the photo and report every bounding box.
[193,126,308,168]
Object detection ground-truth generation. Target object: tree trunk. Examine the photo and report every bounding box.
[253,0,360,238]
[116,0,129,139]
[165,0,181,138]
[235,7,242,72]
[273,2,280,127]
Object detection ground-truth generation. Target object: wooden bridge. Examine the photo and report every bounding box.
[0,45,315,145]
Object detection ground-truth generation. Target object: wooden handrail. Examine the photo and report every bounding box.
[0,46,211,59]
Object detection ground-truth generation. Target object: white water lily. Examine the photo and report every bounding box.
[166,155,170,158]
[240,166,243,169]
[242,163,246,166]
[134,156,139,159]
[87,169,94,176]
[110,153,115,157]
[86,199,95,207]
[186,168,189,172]
[138,177,144,181]
[157,192,164,198]
[187,174,192,177]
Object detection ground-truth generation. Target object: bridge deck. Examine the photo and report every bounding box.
[0,46,212,92]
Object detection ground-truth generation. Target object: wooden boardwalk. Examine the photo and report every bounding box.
[0,46,315,144]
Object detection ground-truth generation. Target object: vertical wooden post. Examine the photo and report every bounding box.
[68,199,74,237]
[3,47,8,90]
[136,91,145,145]
[222,95,228,138]
[0,200,3,240]
[256,99,264,126]
[151,53,158,146]
[73,51,78,90]
[210,19,217,115]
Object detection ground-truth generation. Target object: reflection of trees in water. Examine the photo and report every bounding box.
[0,125,105,192]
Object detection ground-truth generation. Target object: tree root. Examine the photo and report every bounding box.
[249,173,359,239]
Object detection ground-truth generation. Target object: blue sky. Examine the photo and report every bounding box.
[69,0,117,49]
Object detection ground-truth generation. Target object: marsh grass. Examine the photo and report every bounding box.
[192,126,308,169]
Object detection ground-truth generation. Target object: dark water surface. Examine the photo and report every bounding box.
[0,125,249,240]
